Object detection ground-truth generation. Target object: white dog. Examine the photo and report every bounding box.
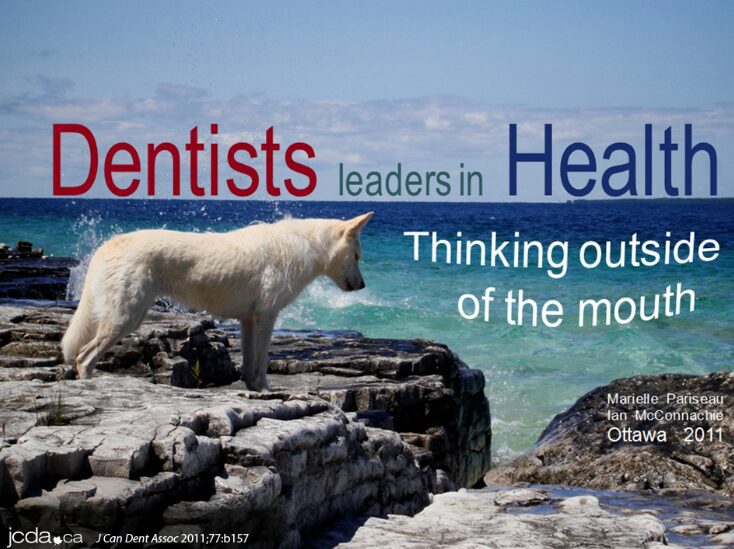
[61,212,373,390]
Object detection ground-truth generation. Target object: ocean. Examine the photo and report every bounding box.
[0,197,732,463]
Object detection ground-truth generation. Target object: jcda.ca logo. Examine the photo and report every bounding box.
[6,528,83,547]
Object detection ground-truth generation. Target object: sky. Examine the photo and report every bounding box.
[1,0,733,200]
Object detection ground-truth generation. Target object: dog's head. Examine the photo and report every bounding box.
[326,212,373,292]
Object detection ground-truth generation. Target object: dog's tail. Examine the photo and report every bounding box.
[61,285,96,364]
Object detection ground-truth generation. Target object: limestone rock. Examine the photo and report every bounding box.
[0,298,491,545]
[0,376,432,547]
[262,334,491,487]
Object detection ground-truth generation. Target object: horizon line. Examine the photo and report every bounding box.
[0,196,732,205]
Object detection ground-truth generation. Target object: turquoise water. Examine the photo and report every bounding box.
[1,198,732,463]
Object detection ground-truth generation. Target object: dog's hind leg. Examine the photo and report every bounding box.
[253,312,277,392]
[239,315,257,390]
[74,290,155,379]
[75,325,122,379]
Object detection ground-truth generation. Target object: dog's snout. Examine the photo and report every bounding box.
[344,279,365,292]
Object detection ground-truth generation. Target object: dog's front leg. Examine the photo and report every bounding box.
[253,312,278,392]
[239,315,257,390]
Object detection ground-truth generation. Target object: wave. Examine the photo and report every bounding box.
[302,277,386,309]
[277,278,388,328]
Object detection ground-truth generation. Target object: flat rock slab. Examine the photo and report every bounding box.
[316,487,675,548]
[486,372,734,497]
[316,483,734,548]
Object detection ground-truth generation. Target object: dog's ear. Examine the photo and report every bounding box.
[344,212,374,235]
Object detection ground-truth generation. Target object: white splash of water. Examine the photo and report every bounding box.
[492,440,523,466]
[270,200,284,221]
[303,277,386,309]
[276,278,387,328]
[65,215,123,300]
[276,302,317,328]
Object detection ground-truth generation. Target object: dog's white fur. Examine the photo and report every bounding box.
[61,212,373,390]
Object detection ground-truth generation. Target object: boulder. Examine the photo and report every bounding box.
[486,372,734,496]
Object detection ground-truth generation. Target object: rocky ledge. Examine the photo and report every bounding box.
[0,303,491,546]
[486,372,734,497]
[0,376,431,547]
[0,242,77,301]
